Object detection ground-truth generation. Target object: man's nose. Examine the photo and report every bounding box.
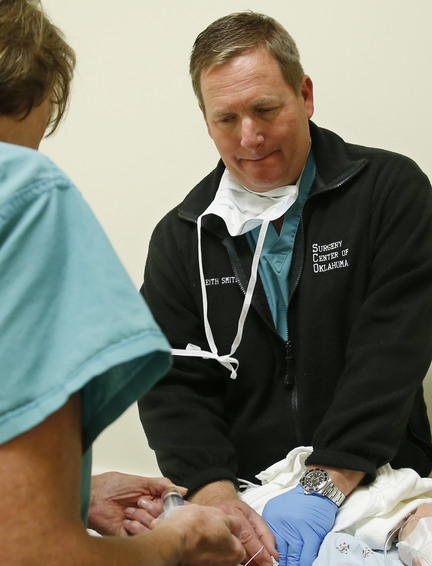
[240,118,264,149]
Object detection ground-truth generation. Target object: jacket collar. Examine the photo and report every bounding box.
[308,122,368,194]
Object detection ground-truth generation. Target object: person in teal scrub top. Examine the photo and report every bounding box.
[0,2,245,565]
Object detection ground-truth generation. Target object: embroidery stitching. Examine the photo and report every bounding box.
[312,240,349,274]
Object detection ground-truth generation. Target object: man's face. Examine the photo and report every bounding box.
[200,48,314,193]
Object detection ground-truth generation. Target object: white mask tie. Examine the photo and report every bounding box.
[171,216,270,379]
[171,169,301,379]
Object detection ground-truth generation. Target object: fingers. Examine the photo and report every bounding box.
[222,501,276,566]
[241,527,274,566]
[144,477,187,498]
[230,536,246,566]
[272,532,318,566]
[222,513,247,565]
[232,511,275,566]
[296,543,319,566]
[285,536,302,566]
[123,484,187,535]
[124,501,163,532]
[137,496,164,517]
[123,518,150,535]
[154,504,246,566]
[271,532,287,566]
[91,472,185,505]
[225,511,242,539]
[247,508,278,560]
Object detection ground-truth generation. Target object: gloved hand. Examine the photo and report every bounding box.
[262,484,337,566]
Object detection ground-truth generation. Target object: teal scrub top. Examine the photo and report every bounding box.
[246,151,316,339]
[0,142,172,522]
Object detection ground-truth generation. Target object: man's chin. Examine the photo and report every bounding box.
[239,172,287,193]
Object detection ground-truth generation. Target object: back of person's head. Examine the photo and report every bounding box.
[190,11,304,110]
[0,0,75,136]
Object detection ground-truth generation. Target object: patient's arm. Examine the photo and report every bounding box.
[399,503,432,539]
[398,503,432,566]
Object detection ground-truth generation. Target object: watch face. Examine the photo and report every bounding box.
[301,469,328,492]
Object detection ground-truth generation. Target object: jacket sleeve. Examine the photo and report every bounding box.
[306,155,432,480]
[138,211,240,494]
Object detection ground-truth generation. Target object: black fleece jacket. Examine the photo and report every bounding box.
[139,122,432,493]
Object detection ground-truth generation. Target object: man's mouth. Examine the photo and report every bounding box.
[239,150,278,163]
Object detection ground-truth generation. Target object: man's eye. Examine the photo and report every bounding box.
[259,107,277,115]
[219,116,234,123]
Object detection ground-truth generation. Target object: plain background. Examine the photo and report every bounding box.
[41,0,432,476]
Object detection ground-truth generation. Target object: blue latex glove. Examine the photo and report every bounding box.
[262,484,337,566]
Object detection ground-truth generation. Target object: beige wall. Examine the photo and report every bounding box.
[41,0,432,475]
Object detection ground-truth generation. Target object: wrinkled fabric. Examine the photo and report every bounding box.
[202,168,298,237]
[312,533,402,565]
[397,517,432,565]
[241,446,432,550]
[0,142,172,522]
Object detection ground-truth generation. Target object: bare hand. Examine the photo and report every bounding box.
[190,481,278,566]
[150,503,245,566]
[124,491,190,535]
[88,471,185,536]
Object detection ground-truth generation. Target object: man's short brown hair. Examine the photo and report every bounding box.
[190,11,304,110]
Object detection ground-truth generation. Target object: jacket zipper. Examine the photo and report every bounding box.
[223,238,303,444]
[185,159,368,446]
[286,161,368,444]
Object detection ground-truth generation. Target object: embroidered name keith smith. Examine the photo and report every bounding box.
[205,276,237,286]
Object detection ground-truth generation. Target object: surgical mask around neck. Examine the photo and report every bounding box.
[171,169,301,379]
[397,517,432,566]
[203,169,299,236]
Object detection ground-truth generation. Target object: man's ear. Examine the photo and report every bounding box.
[301,75,314,119]
[199,103,213,139]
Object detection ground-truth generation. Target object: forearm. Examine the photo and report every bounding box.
[188,480,238,505]
[308,167,432,479]
[84,528,181,566]
[139,356,239,492]
[13,507,241,566]
[15,528,177,566]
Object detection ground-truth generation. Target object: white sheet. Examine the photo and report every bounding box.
[313,533,402,565]
[240,446,432,564]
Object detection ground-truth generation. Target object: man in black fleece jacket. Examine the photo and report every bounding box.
[139,11,432,566]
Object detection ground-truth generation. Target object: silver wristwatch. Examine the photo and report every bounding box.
[299,468,346,507]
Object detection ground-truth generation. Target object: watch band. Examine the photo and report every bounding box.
[321,479,346,507]
[299,468,346,507]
